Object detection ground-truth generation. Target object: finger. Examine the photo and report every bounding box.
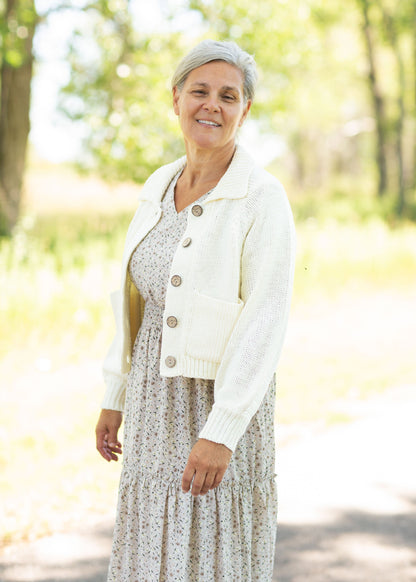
[182,463,195,493]
[96,430,112,461]
[104,434,121,461]
[200,471,216,495]
[108,441,123,454]
[211,467,227,490]
[191,469,206,497]
[98,433,120,462]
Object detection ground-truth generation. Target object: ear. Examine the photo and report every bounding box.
[238,100,252,127]
[172,86,180,116]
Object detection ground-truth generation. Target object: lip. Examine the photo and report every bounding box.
[196,119,221,127]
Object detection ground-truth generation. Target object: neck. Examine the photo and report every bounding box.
[181,142,237,188]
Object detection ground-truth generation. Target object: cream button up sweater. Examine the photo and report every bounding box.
[102,145,296,452]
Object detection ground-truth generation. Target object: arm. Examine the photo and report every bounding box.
[198,182,296,451]
[101,280,144,410]
[182,182,296,495]
[101,288,129,411]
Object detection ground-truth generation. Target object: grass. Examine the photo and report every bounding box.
[1,163,415,546]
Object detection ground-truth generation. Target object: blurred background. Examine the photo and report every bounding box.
[1,0,415,563]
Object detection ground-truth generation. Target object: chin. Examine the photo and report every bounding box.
[191,138,222,150]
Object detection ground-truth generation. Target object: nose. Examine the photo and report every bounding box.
[202,95,220,112]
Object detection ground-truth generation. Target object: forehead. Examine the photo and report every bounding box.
[185,61,244,91]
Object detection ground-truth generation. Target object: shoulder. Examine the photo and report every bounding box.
[250,165,286,195]
[245,163,292,224]
[233,145,289,207]
[138,155,187,202]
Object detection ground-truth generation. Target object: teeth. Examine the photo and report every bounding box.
[197,120,220,127]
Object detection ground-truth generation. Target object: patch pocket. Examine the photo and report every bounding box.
[185,290,244,363]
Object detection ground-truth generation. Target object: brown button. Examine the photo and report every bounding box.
[191,204,203,217]
[171,275,182,287]
[166,316,177,328]
[165,356,176,368]
[182,237,192,247]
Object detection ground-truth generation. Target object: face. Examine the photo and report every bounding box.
[173,61,251,154]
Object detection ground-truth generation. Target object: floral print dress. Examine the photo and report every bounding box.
[107,172,277,582]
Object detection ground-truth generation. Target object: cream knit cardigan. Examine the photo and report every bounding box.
[102,145,296,452]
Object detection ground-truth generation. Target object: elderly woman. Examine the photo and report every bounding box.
[95,39,296,581]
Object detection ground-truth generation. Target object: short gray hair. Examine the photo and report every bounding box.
[171,39,257,103]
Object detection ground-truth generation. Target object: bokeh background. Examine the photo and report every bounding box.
[1,0,415,556]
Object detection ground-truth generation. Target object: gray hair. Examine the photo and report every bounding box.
[171,39,257,103]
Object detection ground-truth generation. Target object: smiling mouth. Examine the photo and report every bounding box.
[197,120,221,127]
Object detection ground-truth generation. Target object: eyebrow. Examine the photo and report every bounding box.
[190,82,240,93]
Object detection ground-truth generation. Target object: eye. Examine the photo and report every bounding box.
[192,90,206,95]
[222,94,236,101]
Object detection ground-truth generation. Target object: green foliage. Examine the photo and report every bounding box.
[0,0,412,219]
[0,0,36,67]
[0,209,132,361]
[288,177,414,225]
[59,2,186,182]
[189,1,367,150]
[59,0,364,191]
[53,0,416,218]
[2,196,415,360]
[1,209,131,272]
[189,0,316,117]
[1,202,414,369]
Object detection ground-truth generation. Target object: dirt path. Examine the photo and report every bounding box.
[1,386,415,582]
[273,384,416,581]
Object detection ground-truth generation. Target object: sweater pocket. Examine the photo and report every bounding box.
[185,290,244,363]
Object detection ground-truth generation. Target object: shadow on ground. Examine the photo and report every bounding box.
[0,522,112,582]
[1,499,415,582]
[273,494,416,582]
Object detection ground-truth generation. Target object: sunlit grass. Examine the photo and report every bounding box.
[3,211,415,359]
[1,166,415,546]
[294,218,416,301]
[0,212,132,361]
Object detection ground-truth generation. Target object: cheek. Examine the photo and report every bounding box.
[232,114,243,129]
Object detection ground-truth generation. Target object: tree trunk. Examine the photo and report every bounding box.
[0,0,35,236]
[413,0,416,189]
[358,0,388,197]
[380,5,406,215]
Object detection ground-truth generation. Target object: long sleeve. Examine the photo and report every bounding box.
[198,181,296,451]
[101,279,146,411]
[101,288,129,411]
[100,194,163,412]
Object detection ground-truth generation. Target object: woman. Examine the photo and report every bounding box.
[96,39,296,581]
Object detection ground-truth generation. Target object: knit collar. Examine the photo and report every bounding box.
[137,144,256,206]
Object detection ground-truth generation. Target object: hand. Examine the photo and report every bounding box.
[182,438,232,497]
[95,409,123,462]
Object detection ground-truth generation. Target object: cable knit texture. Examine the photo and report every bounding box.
[102,144,296,452]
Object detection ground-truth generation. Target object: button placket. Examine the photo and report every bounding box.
[163,203,206,371]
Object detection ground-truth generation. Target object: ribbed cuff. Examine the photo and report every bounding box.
[198,405,251,452]
[101,372,127,411]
